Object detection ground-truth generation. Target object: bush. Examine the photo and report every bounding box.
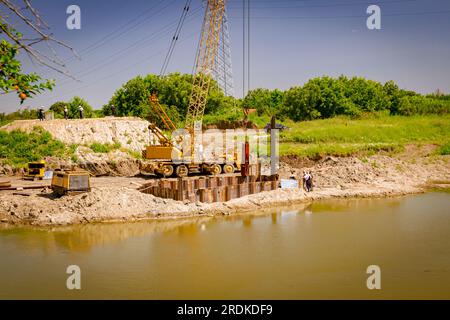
[67,96,94,118]
[89,142,121,153]
[0,127,67,166]
[0,109,38,122]
[438,142,450,155]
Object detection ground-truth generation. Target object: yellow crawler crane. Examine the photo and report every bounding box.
[144,0,237,178]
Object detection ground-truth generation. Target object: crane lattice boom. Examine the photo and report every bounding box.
[185,0,227,131]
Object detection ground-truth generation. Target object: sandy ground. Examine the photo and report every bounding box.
[1,146,449,226]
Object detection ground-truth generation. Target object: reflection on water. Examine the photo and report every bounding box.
[0,193,449,299]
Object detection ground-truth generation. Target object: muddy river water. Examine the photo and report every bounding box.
[0,192,449,299]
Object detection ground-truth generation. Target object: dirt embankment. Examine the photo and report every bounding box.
[1,117,151,152]
[1,146,448,226]
[1,117,152,176]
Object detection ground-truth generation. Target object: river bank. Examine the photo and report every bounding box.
[0,149,449,226]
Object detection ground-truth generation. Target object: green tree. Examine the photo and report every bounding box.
[1,3,75,102]
[49,101,68,118]
[283,86,321,121]
[243,88,272,116]
[242,88,286,118]
[67,97,93,119]
[383,80,401,114]
[0,39,54,102]
[339,76,389,112]
[397,96,414,116]
[105,76,150,118]
[104,73,229,126]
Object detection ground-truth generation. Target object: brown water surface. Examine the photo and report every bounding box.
[0,192,449,299]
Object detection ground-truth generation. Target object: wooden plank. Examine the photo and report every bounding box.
[12,192,32,196]
[0,181,12,188]
[1,185,48,191]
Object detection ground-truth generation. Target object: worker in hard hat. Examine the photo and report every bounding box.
[78,105,84,119]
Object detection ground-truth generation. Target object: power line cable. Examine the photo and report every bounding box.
[160,0,192,77]
[227,0,422,9]
[247,0,250,95]
[52,32,199,102]
[242,0,247,98]
[38,0,178,80]
[54,6,203,88]
[229,10,450,20]
[69,0,175,61]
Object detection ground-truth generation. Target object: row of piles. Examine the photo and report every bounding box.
[139,174,279,203]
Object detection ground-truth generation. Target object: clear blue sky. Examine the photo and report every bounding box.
[1,0,450,112]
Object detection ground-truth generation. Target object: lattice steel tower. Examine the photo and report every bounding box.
[186,0,227,130]
[213,8,234,97]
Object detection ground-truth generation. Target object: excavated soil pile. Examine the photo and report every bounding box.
[1,117,151,152]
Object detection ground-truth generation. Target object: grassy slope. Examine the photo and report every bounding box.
[279,115,450,158]
[0,120,12,128]
[0,127,69,167]
[0,125,143,168]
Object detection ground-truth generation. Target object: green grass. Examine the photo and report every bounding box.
[279,142,404,158]
[278,114,450,158]
[437,141,450,155]
[89,141,121,153]
[122,148,142,160]
[0,127,70,167]
[68,144,79,163]
[0,120,12,128]
[247,113,271,128]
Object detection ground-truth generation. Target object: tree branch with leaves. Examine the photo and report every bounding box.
[0,0,78,103]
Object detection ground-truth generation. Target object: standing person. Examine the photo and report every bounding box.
[302,171,309,191]
[78,105,84,119]
[38,107,44,121]
[304,171,312,192]
[64,106,68,120]
[302,170,307,190]
[111,104,116,117]
[308,170,314,192]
